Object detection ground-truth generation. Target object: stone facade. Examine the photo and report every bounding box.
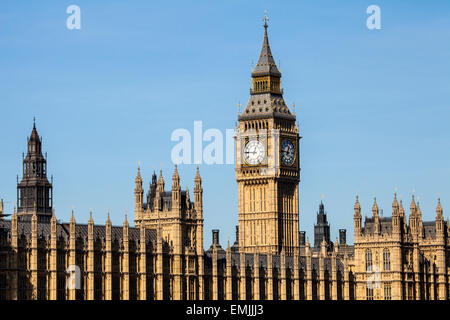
[0,18,448,300]
[353,195,450,300]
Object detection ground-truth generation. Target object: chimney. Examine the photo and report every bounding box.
[299,231,306,245]
[339,229,347,245]
[212,229,220,246]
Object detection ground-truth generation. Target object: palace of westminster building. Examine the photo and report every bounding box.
[0,19,449,301]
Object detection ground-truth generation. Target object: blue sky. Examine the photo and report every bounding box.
[1,1,450,247]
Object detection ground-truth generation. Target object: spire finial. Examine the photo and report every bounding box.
[136,161,142,181]
[263,9,269,28]
[410,193,416,211]
[238,102,242,114]
[196,165,200,178]
[354,192,360,210]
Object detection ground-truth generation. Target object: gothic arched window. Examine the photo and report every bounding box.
[365,250,373,272]
[383,249,391,271]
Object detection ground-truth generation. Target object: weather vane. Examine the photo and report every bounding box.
[263,10,269,27]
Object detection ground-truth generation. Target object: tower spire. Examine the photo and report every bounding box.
[436,196,443,217]
[252,11,280,79]
[240,12,294,119]
[17,122,53,222]
[263,9,269,28]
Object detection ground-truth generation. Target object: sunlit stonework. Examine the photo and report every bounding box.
[0,17,448,301]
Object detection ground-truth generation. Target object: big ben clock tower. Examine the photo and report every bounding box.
[236,13,300,256]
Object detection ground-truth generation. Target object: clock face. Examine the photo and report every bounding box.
[243,140,265,165]
[281,139,295,166]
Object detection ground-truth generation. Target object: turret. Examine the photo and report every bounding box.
[157,170,165,193]
[392,193,399,213]
[146,171,157,213]
[123,212,129,243]
[436,197,444,236]
[134,164,144,215]
[171,165,181,212]
[392,193,401,233]
[51,209,57,235]
[106,211,111,240]
[194,166,204,255]
[88,211,94,241]
[409,195,418,235]
[416,199,423,237]
[353,195,362,237]
[154,170,165,211]
[314,200,330,248]
[70,209,76,237]
[372,197,380,234]
[17,120,53,222]
[194,166,203,216]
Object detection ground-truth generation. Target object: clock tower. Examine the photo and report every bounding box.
[235,15,300,256]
